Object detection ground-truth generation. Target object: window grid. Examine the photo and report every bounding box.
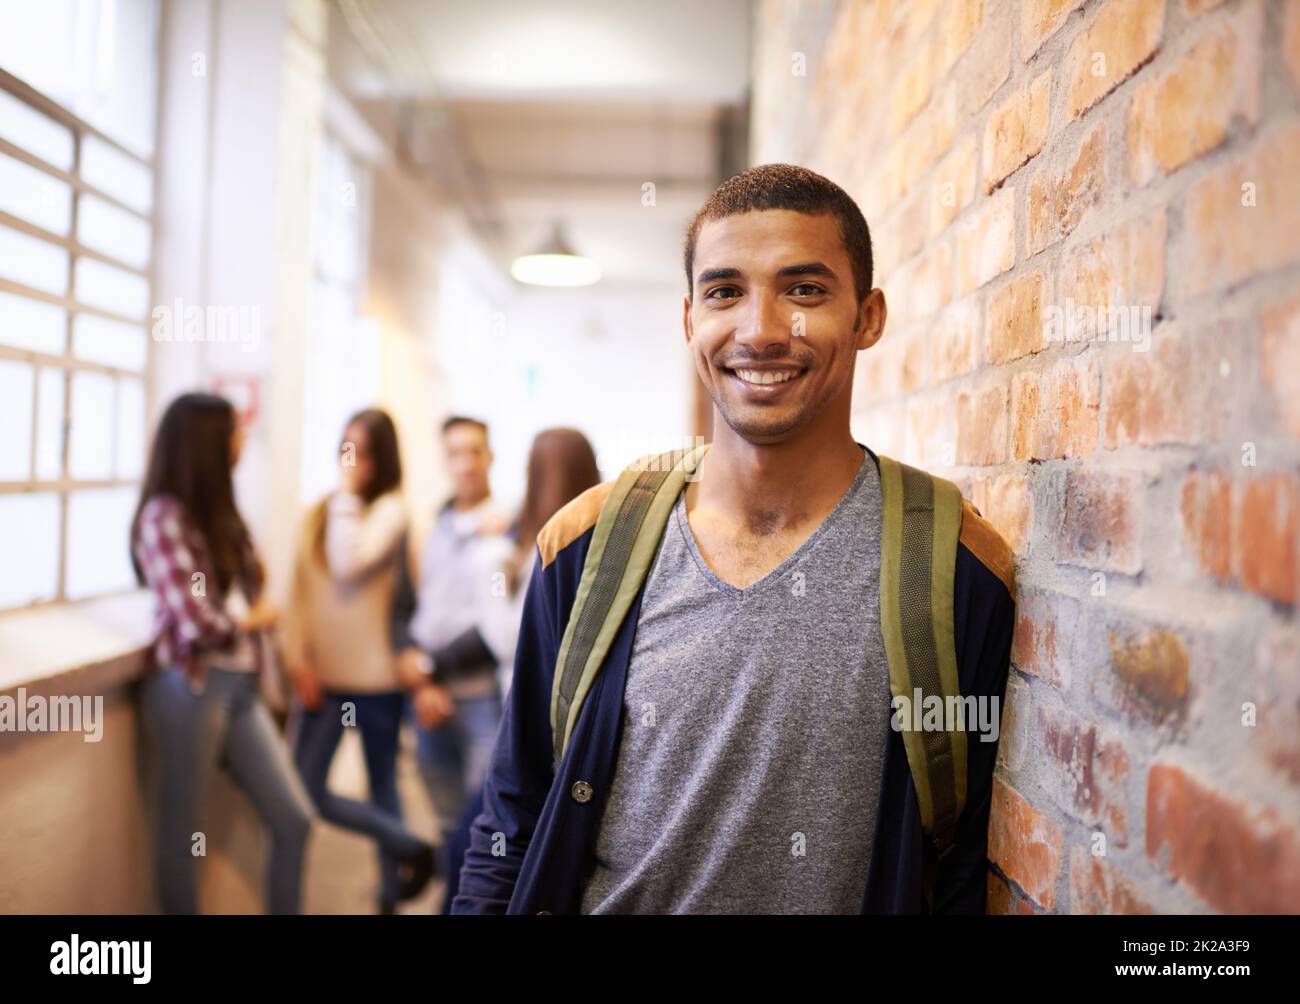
[0,65,154,610]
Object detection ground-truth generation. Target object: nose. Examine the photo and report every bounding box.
[731,288,792,356]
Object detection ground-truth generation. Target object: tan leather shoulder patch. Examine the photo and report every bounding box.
[537,480,614,569]
[959,498,1016,596]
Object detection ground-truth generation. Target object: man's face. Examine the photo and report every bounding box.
[443,423,492,504]
[683,209,884,444]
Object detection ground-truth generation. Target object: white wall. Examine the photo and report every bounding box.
[434,276,698,512]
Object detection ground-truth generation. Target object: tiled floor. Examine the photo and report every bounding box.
[301,725,445,916]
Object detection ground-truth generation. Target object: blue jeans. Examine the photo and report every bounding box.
[140,666,314,915]
[412,691,501,846]
[292,691,426,907]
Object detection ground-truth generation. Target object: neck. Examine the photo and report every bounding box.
[689,399,864,532]
[452,490,488,512]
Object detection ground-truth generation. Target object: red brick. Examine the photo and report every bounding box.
[1066,0,1165,120]
[1069,848,1154,914]
[1185,125,1300,296]
[1127,6,1260,185]
[1057,210,1166,338]
[987,269,1047,364]
[1254,627,1300,788]
[1180,469,1232,583]
[1109,627,1190,718]
[929,133,977,237]
[989,778,1064,910]
[898,89,958,200]
[1022,0,1084,61]
[1011,356,1101,461]
[1147,762,1300,913]
[1028,119,1108,255]
[904,392,956,468]
[1040,704,1132,845]
[986,870,1014,915]
[957,187,1015,295]
[1236,473,1299,606]
[898,0,942,41]
[929,295,980,383]
[1287,0,1300,96]
[900,329,928,394]
[1011,589,1077,689]
[938,0,983,75]
[891,38,934,135]
[972,472,1033,556]
[906,239,953,322]
[1104,334,1196,448]
[1261,296,1300,439]
[983,70,1052,192]
[957,382,1009,466]
[958,19,1012,117]
[1060,469,1142,574]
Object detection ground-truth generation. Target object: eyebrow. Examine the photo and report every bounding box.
[696,261,840,285]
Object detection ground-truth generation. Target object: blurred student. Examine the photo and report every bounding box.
[132,392,313,915]
[393,416,509,848]
[282,408,438,914]
[435,427,601,911]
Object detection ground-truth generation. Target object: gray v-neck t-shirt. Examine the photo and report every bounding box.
[578,448,892,914]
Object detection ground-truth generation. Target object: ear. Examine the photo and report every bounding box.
[682,293,693,347]
[854,288,887,351]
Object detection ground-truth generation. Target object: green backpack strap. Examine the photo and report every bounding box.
[878,454,967,905]
[550,442,711,769]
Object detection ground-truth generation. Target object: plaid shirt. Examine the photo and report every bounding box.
[133,494,264,686]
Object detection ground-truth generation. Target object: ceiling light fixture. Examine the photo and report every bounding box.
[510,221,600,287]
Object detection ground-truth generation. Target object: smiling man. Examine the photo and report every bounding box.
[452,164,1016,915]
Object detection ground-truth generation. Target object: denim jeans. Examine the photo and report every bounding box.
[412,691,502,845]
[292,691,425,907]
[140,666,314,915]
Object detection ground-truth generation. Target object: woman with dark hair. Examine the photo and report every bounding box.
[423,426,601,911]
[132,392,314,915]
[282,408,437,914]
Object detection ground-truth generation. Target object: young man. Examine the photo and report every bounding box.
[397,416,510,850]
[452,164,1016,914]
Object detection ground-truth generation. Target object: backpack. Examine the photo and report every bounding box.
[548,442,968,911]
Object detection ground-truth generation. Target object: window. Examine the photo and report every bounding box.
[0,0,158,610]
[299,134,378,504]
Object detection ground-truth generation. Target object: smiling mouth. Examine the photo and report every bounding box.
[725,366,806,387]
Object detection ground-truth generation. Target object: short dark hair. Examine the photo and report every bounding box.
[683,163,873,305]
[442,415,489,439]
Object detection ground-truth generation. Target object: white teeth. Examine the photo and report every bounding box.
[735,369,798,385]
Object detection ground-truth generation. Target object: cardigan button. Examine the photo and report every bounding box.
[571,780,594,803]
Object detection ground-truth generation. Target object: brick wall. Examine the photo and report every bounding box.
[752,0,1300,913]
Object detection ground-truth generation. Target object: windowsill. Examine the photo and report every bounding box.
[0,591,154,693]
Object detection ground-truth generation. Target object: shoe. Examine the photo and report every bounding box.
[396,843,438,902]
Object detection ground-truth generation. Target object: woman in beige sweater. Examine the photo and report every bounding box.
[283,408,439,913]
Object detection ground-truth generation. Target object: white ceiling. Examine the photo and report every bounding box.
[331,0,753,284]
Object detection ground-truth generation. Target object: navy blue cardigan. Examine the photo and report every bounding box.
[451,450,1016,914]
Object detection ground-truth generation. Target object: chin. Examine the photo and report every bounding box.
[716,407,806,443]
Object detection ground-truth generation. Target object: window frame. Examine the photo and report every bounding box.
[0,64,157,611]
